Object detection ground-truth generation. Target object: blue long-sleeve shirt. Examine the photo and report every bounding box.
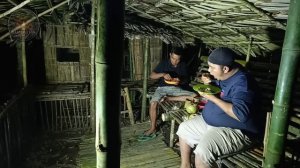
[202,69,264,136]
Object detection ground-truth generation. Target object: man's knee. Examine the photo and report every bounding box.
[150,101,158,107]
[194,143,218,166]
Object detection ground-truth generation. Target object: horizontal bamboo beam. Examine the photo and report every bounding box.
[0,0,31,19]
[0,0,68,41]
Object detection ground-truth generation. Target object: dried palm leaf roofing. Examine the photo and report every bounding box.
[126,0,289,57]
[0,0,290,57]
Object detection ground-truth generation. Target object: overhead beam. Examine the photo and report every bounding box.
[0,0,31,19]
[7,0,17,6]
[0,0,68,41]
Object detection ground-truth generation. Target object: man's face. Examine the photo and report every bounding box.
[207,61,226,80]
[170,53,181,67]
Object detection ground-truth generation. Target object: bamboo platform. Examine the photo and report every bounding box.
[78,122,181,168]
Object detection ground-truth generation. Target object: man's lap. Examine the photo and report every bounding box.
[150,86,195,102]
[176,115,252,166]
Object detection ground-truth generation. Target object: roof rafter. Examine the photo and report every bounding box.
[238,0,286,30]
[170,0,249,41]
[127,5,197,39]
[0,0,68,40]
[0,0,31,19]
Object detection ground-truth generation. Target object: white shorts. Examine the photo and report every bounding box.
[176,115,252,166]
[150,86,195,103]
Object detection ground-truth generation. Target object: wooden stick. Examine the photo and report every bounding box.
[85,98,89,128]
[4,119,11,168]
[60,101,63,131]
[61,100,68,130]
[124,87,134,125]
[64,100,73,129]
[51,101,54,131]
[79,99,84,129]
[39,102,45,129]
[72,99,77,128]
[169,119,175,147]
[55,100,58,131]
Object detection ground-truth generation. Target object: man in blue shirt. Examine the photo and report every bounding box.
[139,47,197,141]
[177,47,264,167]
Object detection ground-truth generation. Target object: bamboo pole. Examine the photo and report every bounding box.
[90,0,96,132]
[0,0,31,19]
[95,0,124,167]
[21,27,27,87]
[16,27,27,88]
[129,40,134,80]
[264,0,300,167]
[141,39,149,121]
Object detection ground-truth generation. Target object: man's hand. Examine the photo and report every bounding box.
[201,73,212,85]
[198,91,216,101]
[163,73,172,80]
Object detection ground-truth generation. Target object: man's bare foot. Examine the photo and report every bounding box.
[143,129,156,136]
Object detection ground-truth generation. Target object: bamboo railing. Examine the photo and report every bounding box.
[0,87,36,168]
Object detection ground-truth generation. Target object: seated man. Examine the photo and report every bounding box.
[177,47,265,168]
[140,47,197,140]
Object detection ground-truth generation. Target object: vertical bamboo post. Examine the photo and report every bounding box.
[264,0,300,167]
[95,0,124,167]
[21,26,27,87]
[141,39,149,121]
[129,40,134,80]
[90,0,96,132]
[16,26,28,87]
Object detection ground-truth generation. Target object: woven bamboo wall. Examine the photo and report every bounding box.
[43,25,90,84]
[129,38,162,80]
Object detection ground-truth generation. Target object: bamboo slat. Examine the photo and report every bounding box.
[78,122,181,168]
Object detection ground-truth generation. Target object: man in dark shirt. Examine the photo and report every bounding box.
[177,47,264,167]
[139,47,197,141]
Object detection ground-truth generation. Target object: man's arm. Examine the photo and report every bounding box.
[150,71,172,80]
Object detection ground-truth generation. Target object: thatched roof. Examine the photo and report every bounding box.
[0,0,290,57]
[125,0,289,57]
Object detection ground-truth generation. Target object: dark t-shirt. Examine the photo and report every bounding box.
[154,59,190,89]
[202,68,264,137]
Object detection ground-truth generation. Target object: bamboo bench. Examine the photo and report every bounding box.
[158,60,300,167]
